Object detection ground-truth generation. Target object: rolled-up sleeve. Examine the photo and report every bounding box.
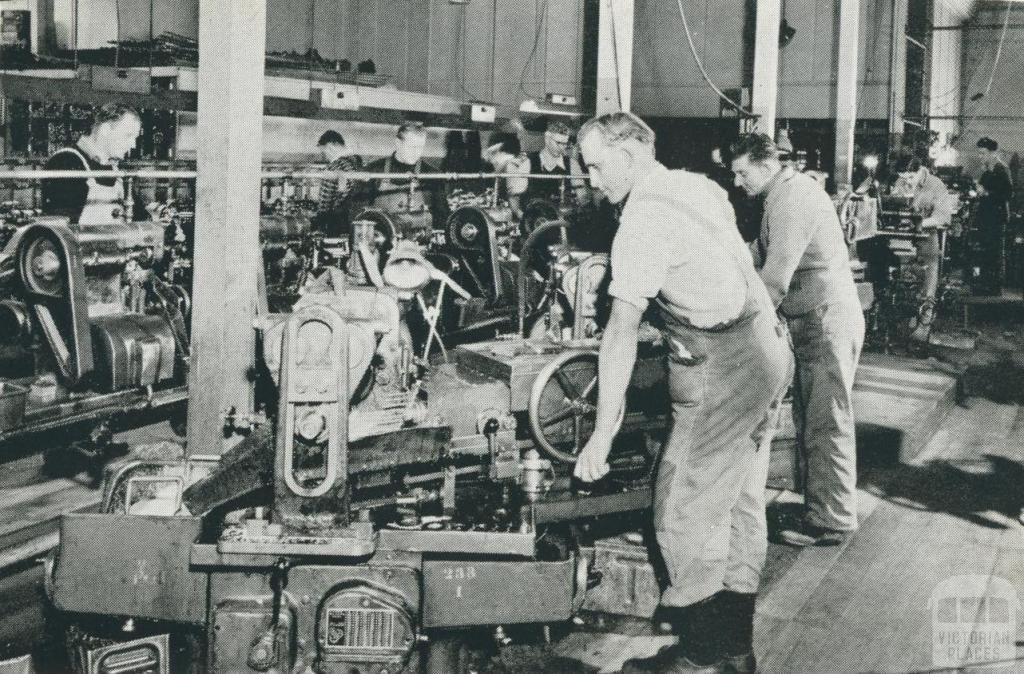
[609,199,680,310]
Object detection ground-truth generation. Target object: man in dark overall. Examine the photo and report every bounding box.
[575,112,792,674]
[524,119,572,204]
[361,122,448,242]
[974,137,1013,295]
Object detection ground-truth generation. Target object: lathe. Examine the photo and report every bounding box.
[342,178,609,352]
[44,216,671,674]
[0,213,190,470]
[0,192,340,470]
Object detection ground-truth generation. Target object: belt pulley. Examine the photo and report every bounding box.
[16,223,94,384]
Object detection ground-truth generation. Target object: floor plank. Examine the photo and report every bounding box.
[762,395,1018,673]
[0,485,98,540]
[757,488,883,622]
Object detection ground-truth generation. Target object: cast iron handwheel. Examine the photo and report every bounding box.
[838,194,860,245]
[528,349,623,464]
[350,208,397,264]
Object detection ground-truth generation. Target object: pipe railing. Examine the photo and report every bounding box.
[0,169,587,181]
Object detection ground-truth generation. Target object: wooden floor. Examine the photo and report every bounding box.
[0,422,180,570]
[756,398,1024,674]
[0,453,96,569]
[558,397,1024,674]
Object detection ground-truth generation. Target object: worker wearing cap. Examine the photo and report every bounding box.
[974,137,1013,295]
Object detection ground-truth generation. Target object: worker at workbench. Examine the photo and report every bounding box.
[482,131,530,218]
[524,119,573,204]
[313,129,363,237]
[575,112,792,674]
[974,137,1013,295]
[40,102,141,226]
[890,152,957,342]
[731,133,864,548]
[360,121,448,237]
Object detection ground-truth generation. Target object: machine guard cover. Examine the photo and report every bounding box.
[51,513,207,625]
[421,557,576,628]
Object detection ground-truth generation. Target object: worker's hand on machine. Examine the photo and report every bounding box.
[574,433,613,482]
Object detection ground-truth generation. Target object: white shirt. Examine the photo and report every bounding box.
[609,164,749,328]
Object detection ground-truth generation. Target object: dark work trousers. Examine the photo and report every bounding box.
[975,207,1008,295]
[653,281,792,608]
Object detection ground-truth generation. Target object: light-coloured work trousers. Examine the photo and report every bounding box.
[654,299,793,607]
[789,296,865,532]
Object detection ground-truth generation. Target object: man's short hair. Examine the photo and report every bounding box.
[578,112,655,149]
[397,122,426,140]
[977,136,998,151]
[892,151,928,174]
[318,130,346,146]
[545,120,572,138]
[730,134,779,164]
[489,132,521,156]
[92,102,139,130]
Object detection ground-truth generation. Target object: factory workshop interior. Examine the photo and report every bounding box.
[0,0,1020,672]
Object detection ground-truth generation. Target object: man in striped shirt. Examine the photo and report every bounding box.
[315,130,363,236]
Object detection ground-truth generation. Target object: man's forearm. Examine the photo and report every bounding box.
[595,316,639,436]
[759,267,788,309]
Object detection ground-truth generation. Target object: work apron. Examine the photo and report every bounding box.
[64,148,130,313]
[652,251,792,607]
[3,147,124,252]
[60,148,126,226]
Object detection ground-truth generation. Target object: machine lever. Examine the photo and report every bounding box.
[247,558,290,672]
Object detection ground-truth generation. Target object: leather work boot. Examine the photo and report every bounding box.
[716,591,758,674]
[621,644,727,674]
[778,520,853,547]
[622,596,727,674]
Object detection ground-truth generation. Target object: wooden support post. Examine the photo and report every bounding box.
[835,0,860,189]
[888,0,909,139]
[186,0,267,458]
[751,0,782,134]
[595,0,634,114]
